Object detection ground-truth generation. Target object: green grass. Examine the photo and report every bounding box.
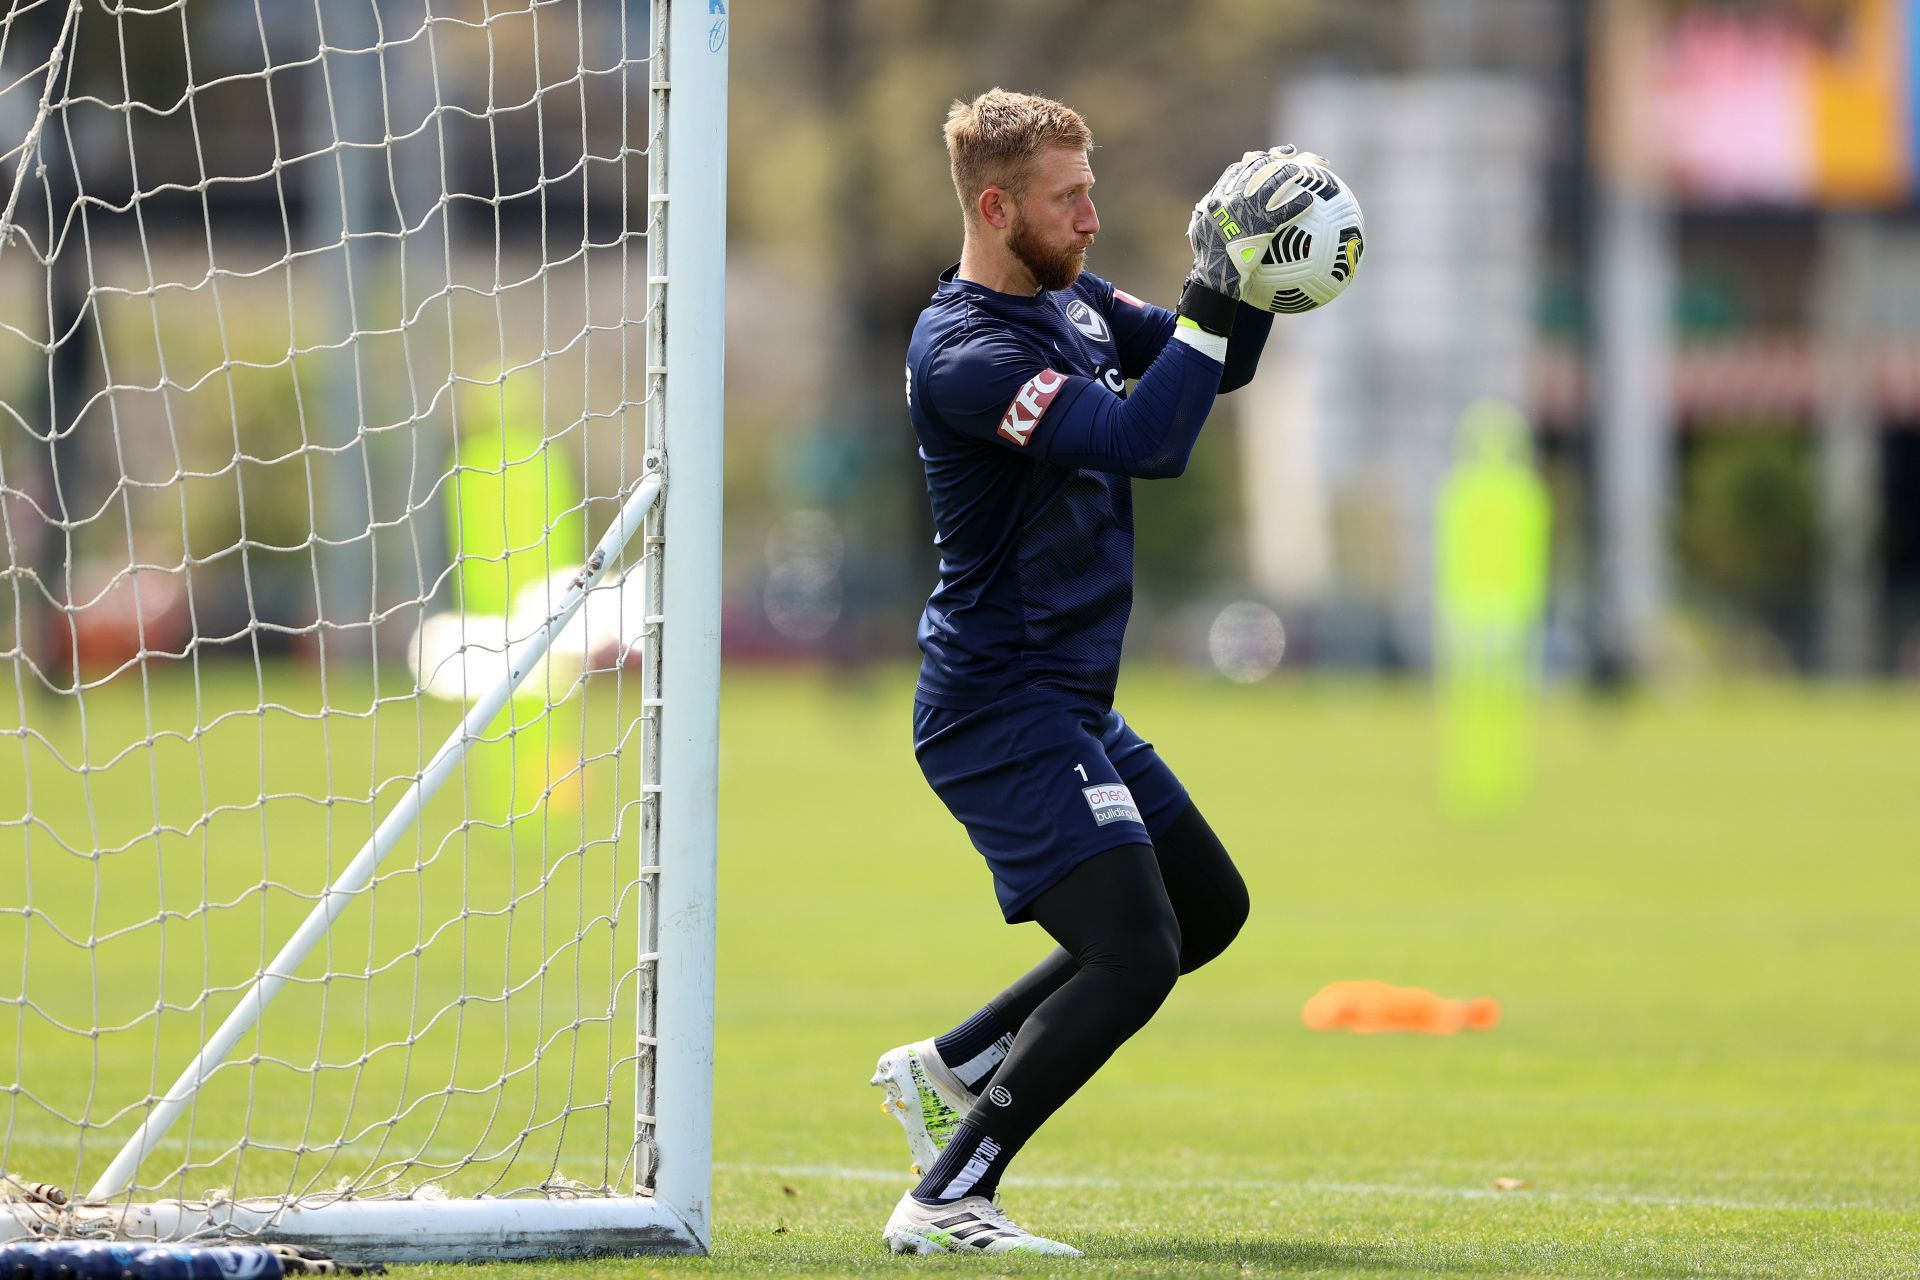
[8,665,1920,1276]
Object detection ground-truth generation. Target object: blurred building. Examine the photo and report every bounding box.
[1224,0,1920,679]
[1245,74,1547,670]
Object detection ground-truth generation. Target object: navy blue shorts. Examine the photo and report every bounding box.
[913,690,1191,922]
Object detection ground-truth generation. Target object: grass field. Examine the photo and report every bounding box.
[7,665,1920,1277]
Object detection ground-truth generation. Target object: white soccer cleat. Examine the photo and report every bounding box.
[869,1040,970,1172]
[881,1191,1083,1257]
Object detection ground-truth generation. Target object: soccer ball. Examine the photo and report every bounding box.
[1239,155,1365,315]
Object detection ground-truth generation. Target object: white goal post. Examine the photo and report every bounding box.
[0,0,723,1261]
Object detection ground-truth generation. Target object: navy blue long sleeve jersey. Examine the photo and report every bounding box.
[906,266,1270,710]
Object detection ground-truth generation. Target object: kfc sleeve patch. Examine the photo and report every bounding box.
[1112,287,1147,309]
[997,368,1067,446]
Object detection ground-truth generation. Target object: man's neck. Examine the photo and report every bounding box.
[956,236,1039,296]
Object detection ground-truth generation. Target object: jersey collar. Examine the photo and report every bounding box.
[937,263,1054,308]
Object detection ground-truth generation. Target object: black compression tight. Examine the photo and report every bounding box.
[987,799,1250,1030]
[959,800,1248,1157]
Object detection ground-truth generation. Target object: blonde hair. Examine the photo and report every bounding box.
[943,88,1092,223]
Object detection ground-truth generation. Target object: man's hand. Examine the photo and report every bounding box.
[1186,145,1324,299]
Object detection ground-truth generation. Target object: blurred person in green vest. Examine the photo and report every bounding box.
[1436,398,1551,819]
[443,370,586,823]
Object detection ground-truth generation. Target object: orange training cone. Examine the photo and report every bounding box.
[1301,979,1500,1035]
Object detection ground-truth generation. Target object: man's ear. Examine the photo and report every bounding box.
[977,185,1014,230]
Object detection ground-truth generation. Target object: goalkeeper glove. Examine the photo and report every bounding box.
[1185,145,1324,312]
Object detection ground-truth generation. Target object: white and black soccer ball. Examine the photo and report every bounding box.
[1240,156,1365,315]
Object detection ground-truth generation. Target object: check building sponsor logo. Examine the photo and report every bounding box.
[998,369,1065,446]
[1082,782,1141,827]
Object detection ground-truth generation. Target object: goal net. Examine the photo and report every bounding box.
[0,0,724,1260]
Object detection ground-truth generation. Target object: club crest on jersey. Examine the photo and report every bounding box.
[1082,783,1140,827]
[1064,298,1110,344]
[998,368,1065,446]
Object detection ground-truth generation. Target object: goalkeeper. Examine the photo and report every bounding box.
[877,87,1313,1257]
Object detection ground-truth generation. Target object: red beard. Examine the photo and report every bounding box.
[1008,212,1088,292]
